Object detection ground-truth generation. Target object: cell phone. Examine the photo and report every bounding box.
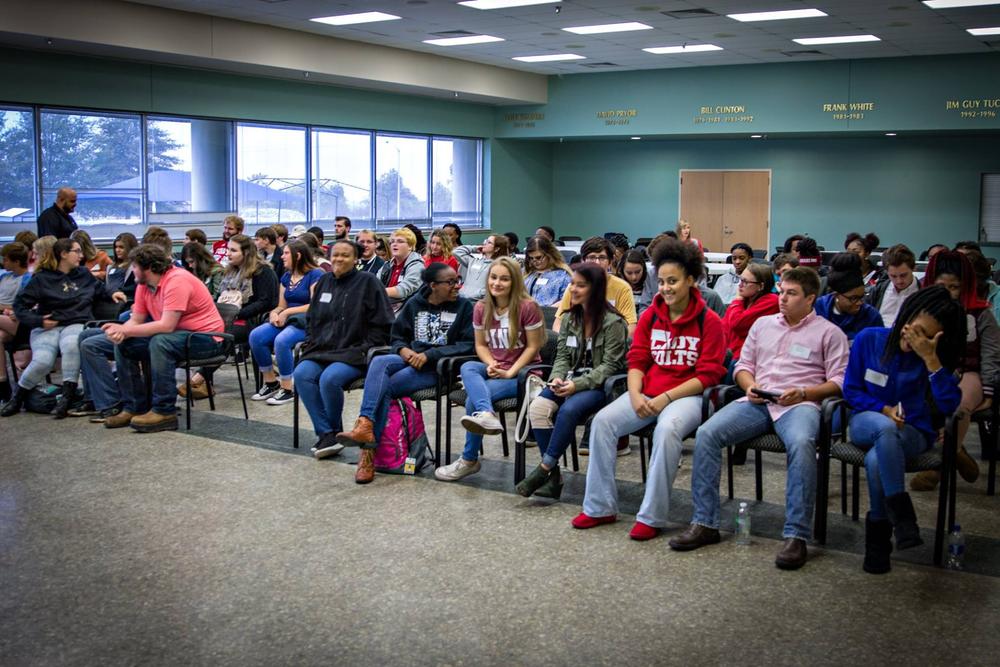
[750,387,780,402]
[895,402,905,420]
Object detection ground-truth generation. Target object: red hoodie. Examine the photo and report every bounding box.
[722,292,780,361]
[627,287,727,397]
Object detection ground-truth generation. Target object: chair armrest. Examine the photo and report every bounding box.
[293,341,305,364]
[702,384,733,421]
[603,373,628,404]
[436,354,479,396]
[84,319,115,329]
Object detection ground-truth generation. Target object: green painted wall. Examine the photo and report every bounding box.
[550,135,1000,254]
[486,139,552,241]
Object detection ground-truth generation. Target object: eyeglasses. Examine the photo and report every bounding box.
[527,254,547,264]
[838,293,866,304]
[389,238,408,245]
[434,278,461,286]
[739,278,761,286]
[584,254,610,263]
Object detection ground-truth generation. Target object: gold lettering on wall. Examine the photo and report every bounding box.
[694,104,753,124]
[944,98,998,119]
[595,109,638,125]
[503,112,544,128]
[821,101,876,121]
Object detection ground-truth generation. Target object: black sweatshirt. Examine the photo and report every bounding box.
[237,267,279,321]
[14,267,116,328]
[300,269,394,368]
[390,289,475,366]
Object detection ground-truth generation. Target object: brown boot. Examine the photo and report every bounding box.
[178,382,213,400]
[957,446,980,483]
[775,538,808,570]
[130,410,178,433]
[355,448,375,484]
[104,410,136,429]
[910,470,940,492]
[668,524,721,551]
[336,416,375,447]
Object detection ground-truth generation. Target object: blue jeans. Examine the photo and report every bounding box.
[249,322,306,380]
[849,410,932,520]
[294,360,363,437]
[461,361,518,462]
[79,328,120,411]
[691,401,821,541]
[19,323,85,389]
[116,332,222,416]
[357,354,437,444]
[531,386,606,468]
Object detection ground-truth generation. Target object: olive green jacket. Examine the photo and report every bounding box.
[550,310,628,393]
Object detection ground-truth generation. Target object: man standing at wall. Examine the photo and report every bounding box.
[211,215,244,266]
[36,187,78,238]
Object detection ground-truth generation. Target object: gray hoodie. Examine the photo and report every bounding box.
[454,245,492,301]
[378,251,424,314]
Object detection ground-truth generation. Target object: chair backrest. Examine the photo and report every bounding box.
[539,329,559,365]
[558,235,582,244]
[752,248,766,259]
[541,306,558,329]
[215,302,240,334]
[92,299,124,322]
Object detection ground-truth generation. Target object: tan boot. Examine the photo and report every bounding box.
[355,448,375,484]
[104,410,135,429]
[130,410,178,433]
[910,470,940,492]
[957,446,981,483]
[336,416,375,447]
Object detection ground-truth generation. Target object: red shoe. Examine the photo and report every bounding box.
[629,521,661,541]
[571,513,617,529]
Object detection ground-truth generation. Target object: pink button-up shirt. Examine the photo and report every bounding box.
[733,311,850,420]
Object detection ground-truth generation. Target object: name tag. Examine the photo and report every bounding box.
[864,368,889,387]
[651,329,667,343]
[789,343,811,360]
[537,278,548,286]
[442,312,456,323]
[567,335,578,348]
[319,292,333,303]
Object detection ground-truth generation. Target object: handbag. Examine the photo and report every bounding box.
[514,373,547,445]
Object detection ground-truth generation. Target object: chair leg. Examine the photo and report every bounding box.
[206,376,216,412]
[570,436,579,472]
[435,392,443,467]
[815,450,828,546]
[498,411,509,458]
[639,436,648,484]
[514,440,525,484]
[754,450,763,502]
[235,361,248,421]
[445,397,453,466]
[185,365,192,431]
[840,461,848,515]
[292,390,299,450]
[851,465,860,522]
[935,462,951,568]
[726,447,734,500]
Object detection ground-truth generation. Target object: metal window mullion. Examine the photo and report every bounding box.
[305,126,313,225]
[34,106,44,214]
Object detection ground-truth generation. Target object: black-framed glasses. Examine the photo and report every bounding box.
[434,278,461,286]
[739,278,761,286]
[838,293,865,304]
[584,254,610,262]
[527,254,547,264]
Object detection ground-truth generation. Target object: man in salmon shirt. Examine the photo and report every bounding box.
[97,244,225,433]
[670,267,849,570]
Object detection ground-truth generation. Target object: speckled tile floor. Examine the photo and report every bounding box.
[2,366,999,665]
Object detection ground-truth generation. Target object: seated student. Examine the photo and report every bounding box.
[374,235,390,263]
[782,235,805,258]
[503,231,521,256]
[307,226,328,256]
[2,238,126,418]
[249,240,324,405]
[29,235,56,274]
[424,229,459,272]
[845,232,883,288]
[553,237,638,336]
[71,229,111,281]
[441,223,462,249]
[404,224,427,255]
[814,253,884,344]
[867,244,920,328]
[617,249,648,315]
[607,233,630,272]
[180,241,224,297]
[355,229,387,275]
[294,232,329,272]
[212,215,244,266]
[105,233,138,302]
[843,287,965,574]
[254,227,284,279]
[337,263,475,484]
[454,234,511,301]
[184,228,207,246]
[142,226,184,268]
[378,227,425,315]
[669,267,849,570]
[271,224,288,249]
[517,263,628,499]
[713,243,754,306]
[0,242,33,402]
[524,235,572,308]
[332,216,352,243]
[910,251,998,491]
[676,219,703,255]
[435,257,545,482]
[571,239,725,536]
[640,233,726,319]
[293,239,394,459]
[722,262,779,372]
[535,226,556,243]
[14,230,37,252]
[772,253,798,287]
[963,247,1000,326]
[795,237,823,273]
[919,243,947,262]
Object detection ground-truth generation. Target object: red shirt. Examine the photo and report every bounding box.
[133,266,224,333]
[387,260,405,288]
[425,254,459,272]
[721,292,780,361]
[211,239,229,266]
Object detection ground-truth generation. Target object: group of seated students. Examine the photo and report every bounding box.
[1,216,996,575]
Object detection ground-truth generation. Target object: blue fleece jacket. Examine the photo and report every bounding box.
[815,292,884,343]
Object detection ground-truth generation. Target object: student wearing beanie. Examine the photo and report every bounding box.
[814,252,883,344]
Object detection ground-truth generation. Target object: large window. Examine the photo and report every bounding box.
[376,134,428,224]
[311,129,371,225]
[147,116,233,220]
[0,107,36,236]
[432,137,482,227]
[236,123,306,226]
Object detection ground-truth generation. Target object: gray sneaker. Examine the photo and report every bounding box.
[460,411,503,435]
[434,458,481,482]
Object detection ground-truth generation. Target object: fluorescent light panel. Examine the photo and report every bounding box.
[459,0,560,9]
[513,53,585,62]
[644,44,723,54]
[793,35,880,45]
[563,22,653,35]
[310,12,401,26]
[969,26,1000,35]
[728,9,828,22]
[424,34,505,46]
[923,1,1000,9]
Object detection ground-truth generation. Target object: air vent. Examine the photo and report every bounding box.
[258,0,291,4]
[661,8,719,19]
[579,62,620,68]
[781,49,825,57]
[430,30,477,37]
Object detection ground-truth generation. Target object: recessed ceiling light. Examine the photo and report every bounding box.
[631,136,641,140]
[423,34,505,46]
[885,132,898,136]
[644,44,724,54]
[563,22,654,35]
[923,1,1000,8]
[459,0,560,9]
[310,12,401,26]
[968,26,1000,35]
[728,9,828,22]
[793,35,881,45]
[512,53,585,62]
[750,134,763,138]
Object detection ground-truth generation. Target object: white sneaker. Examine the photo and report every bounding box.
[460,411,503,435]
[266,388,295,405]
[312,435,345,460]
[434,458,482,482]
[251,383,279,401]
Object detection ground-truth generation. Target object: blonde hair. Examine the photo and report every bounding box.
[481,257,533,350]
[70,229,98,262]
[391,227,417,250]
[223,215,245,233]
[429,229,454,259]
[675,219,691,239]
[32,235,57,267]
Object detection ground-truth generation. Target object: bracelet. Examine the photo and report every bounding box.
[664,392,673,404]
[799,387,807,401]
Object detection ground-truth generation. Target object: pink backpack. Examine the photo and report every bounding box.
[373,398,432,474]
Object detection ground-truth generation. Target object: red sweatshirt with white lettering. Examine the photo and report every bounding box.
[627,287,727,397]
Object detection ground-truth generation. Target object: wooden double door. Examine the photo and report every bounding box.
[679,170,770,253]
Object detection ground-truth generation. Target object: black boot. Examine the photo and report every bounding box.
[535,466,564,500]
[885,492,923,550]
[516,464,553,498]
[863,513,893,575]
[51,381,78,420]
[0,379,11,403]
[0,386,28,417]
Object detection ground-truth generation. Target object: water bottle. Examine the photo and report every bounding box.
[735,502,751,546]
[946,524,965,571]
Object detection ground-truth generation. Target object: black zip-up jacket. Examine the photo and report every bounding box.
[234,267,279,321]
[14,266,116,329]
[300,269,394,367]
[390,289,475,367]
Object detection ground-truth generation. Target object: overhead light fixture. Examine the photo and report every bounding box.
[793,35,880,45]
[459,0,559,9]
[923,1,1000,9]
[631,136,641,140]
[885,132,897,136]
[644,44,723,54]
[513,53,585,62]
[728,9,828,22]
[750,134,763,138]
[424,34,505,46]
[563,22,654,35]
[968,26,1000,35]
[310,12,401,26]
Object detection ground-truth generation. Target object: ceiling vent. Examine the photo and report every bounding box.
[661,8,719,19]
[579,62,620,68]
[781,49,825,57]
[429,30,477,37]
